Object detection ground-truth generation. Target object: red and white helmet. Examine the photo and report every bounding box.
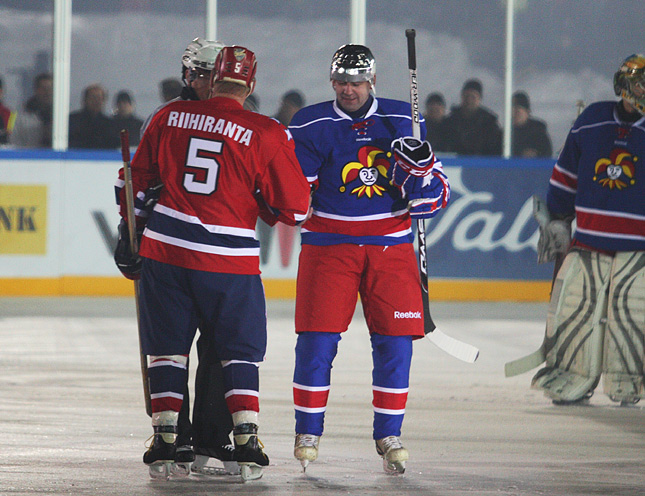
[212,46,257,93]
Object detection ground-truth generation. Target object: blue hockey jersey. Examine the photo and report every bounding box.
[547,101,645,252]
[289,96,449,246]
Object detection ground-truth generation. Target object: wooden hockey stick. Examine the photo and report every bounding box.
[120,129,152,416]
[405,29,479,363]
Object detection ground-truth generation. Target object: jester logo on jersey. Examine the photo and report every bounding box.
[593,148,637,189]
[339,146,391,198]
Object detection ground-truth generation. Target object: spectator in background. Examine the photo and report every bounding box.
[68,83,119,149]
[423,92,448,152]
[160,78,183,102]
[511,91,553,158]
[444,79,502,156]
[112,90,144,146]
[273,89,305,126]
[10,72,53,148]
[0,76,16,145]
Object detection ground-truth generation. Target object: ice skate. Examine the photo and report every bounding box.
[294,433,319,471]
[170,444,194,477]
[233,423,269,481]
[191,445,240,476]
[143,430,177,481]
[551,389,594,406]
[375,436,408,475]
[609,395,641,407]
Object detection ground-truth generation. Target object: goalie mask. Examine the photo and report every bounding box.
[330,44,376,85]
[613,53,645,115]
[212,46,257,93]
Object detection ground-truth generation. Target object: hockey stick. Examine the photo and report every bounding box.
[405,29,479,363]
[120,129,152,417]
[504,101,586,377]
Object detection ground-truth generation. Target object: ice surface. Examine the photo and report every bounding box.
[0,298,643,495]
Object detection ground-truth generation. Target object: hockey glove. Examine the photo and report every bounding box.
[533,196,572,263]
[113,219,143,280]
[537,219,572,263]
[142,183,163,215]
[389,137,435,195]
[406,168,451,219]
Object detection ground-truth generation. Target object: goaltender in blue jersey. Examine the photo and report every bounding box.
[526,54,645,407]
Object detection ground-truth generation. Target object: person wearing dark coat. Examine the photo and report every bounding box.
[423,92,449,152]
[112,90,144,147]
[443,79,502,156]
[68,84,120,149]
[511,91,553,158]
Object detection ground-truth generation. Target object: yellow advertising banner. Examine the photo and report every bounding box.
[0,184,47,254]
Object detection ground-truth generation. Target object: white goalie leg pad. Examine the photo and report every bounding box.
[602,251,645,403]
[531,249,612,402]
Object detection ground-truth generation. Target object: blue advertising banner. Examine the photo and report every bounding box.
[0,152,558,297]
[427,157,555,280]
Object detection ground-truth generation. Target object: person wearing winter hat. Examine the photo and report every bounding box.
[511,91,553,158]
[443,78,502,156]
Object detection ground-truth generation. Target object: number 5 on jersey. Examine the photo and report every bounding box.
[184,137,222,195]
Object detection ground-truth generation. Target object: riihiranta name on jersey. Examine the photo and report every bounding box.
[167,111,253,146]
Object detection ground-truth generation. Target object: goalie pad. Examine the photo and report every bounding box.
[602,251,645,403]
[531,248,612,402]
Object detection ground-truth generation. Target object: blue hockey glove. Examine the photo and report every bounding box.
[113,219,143,280]
[407,169,451,219]
[389,137,435,195]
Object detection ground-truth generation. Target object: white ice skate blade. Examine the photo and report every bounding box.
[240,463,264,481]
[223,460,241,475]
[191,455,240,476]
[383,458,406,475]
[170,462,191,477]
[148,462,171,480]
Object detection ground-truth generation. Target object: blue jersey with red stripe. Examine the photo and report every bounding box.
[289,97,449,246]
[547,101,645,252]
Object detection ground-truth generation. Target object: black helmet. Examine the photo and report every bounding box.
[330,44,375,83]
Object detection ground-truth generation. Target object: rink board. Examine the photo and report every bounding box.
[0,151,554,300]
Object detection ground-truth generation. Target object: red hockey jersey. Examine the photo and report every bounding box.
[117,96,310,275]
